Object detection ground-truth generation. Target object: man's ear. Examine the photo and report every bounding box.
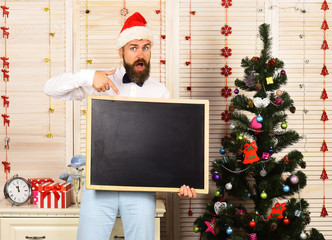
[118,48,123,58]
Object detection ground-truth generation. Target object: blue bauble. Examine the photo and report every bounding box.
[256,115,263,123]
[219,147,226,154]
[269,147,274,154]
[283,185,290,192]
[212,172,221,182]
[226,227,233,235]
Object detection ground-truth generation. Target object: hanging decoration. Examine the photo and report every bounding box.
[45,0,54,138]
[1,0,10,179]
[186,0,195,97]
[156,0,165,84]
[220,0,232,141]
[320,0,329,217]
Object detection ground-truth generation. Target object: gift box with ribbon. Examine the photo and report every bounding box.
[37,181,72,208]
[28,178,54,204]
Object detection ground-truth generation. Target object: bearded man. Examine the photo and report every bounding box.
[44,12,196,240]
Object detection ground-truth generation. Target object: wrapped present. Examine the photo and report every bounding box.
[28,178,54,204]
[38,182,72,209]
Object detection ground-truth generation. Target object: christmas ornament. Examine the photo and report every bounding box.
[270,222,278,231]
[214,201,227,214]
[256,115,263,122]
[321,110,329,121]
[193,225,200,233]
[321,39,329,50]
[268,58,276,66]
[267,202,287,219]
[300,161,307,169]
[281,70,286,75]
[269,147,274,154]
[248,233,257,240]
[221,46,232,58]
[221,24,232,36]
[321,20,329,31]
[274,97,283,105]
[245,172,256,196]
[321,140,328,152]
[250,117,262,130]
[266,76,274,84]
[226,227,233,235]
[255,83,262,91]
[229,123,235,130]
[249,220,256,228]
[321,65,329,76]
[244,72,256,88]
[300,232,307,239]
[221,110,231,122]
[235,209,245,216]
[283,217,290,225]
[283,156,290,163]
[281,121,288,129]
[289,105,296,113]
[262,152,270,159]
[205,217,216,235]
[290,175,299,184]
[225,182,232,190]
[221,86,232,97]
[234,88,239,94]
[321,0,329,11]
[243,141,260,164]
[214,189,221,197]
[260,168,267,177]
[281,172,290,181]
[295,210,302,217]
[283,185,290,192]
[321,88,328,100]
[236,134,243,141]
[219,148,226,154]
[221,0,232,8]
[248,99,254,108]
[253,97,270,108]
[212,172,221,182]
[320,168,328,180]
[276,89,283,96]
[260,191,267,199]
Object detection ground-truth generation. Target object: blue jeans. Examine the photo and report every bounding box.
[77,184,156,240]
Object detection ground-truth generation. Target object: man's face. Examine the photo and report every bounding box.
[119,39,151,85]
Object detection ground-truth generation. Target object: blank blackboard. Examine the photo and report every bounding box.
[85,95,209,194]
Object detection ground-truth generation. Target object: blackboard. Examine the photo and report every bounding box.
[85,95,209,194]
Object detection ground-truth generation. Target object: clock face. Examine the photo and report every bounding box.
[6,178,31,204]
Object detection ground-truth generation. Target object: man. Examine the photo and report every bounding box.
[44,12,196,240]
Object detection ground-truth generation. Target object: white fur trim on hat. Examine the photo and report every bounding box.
[116,26,154,49]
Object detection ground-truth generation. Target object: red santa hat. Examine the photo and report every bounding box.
[116,12,154,49]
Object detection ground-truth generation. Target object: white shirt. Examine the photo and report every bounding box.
[43,65,170,101]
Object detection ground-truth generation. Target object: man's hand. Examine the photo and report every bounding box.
[92,70,119,94]
[178,185,197,198]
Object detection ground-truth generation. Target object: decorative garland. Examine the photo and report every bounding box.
[320,0,329,217]
[220,0,233,140]
[186,0,195,98]
[45,0,54,138]
[156,0,166,83]
[1,0,10,180]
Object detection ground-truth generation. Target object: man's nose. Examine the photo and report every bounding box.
[136,48,144,58]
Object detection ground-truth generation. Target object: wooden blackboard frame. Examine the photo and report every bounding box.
[85,95,209,194]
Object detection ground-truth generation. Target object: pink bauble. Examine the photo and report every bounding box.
[290,175,299,184]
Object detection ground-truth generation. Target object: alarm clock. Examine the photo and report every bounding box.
[4,174,32,206]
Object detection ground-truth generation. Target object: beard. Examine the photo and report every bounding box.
[123,57,150,85]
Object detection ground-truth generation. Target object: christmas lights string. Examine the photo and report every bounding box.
[320,0,329,218]
[45,0,55,139]
[1,0,10,179]
[156,0,165,84]
[220,0,233,133]
[186,0,195,98]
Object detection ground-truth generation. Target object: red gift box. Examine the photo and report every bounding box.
[38,182,72,209]
[28,178,54,204]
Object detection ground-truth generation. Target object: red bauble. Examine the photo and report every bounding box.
[283,217,290,225]
[249,220,256,228]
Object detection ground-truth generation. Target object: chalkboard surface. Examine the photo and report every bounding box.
[86,95,209,194]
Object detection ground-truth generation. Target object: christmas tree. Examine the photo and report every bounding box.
[193,24,325,240]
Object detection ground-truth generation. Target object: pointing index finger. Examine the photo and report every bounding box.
[108,78,119,95]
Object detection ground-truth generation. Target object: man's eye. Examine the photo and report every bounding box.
[130,47,136,51]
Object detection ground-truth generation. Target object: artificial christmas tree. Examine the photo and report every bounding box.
[194,24,325,240]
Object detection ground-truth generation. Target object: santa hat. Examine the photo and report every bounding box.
[116,12,154,49]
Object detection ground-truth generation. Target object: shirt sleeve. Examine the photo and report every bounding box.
[43,69,96,101]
